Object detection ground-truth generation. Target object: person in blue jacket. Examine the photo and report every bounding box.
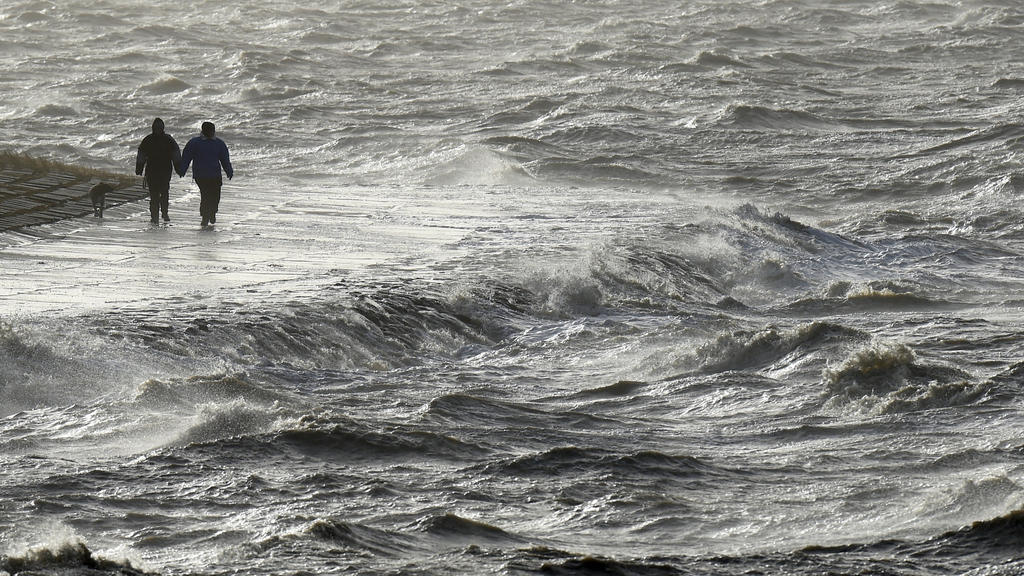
[179,121,233,227]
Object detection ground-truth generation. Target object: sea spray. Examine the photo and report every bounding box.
[1,525,147,576]
[823,342,981,413]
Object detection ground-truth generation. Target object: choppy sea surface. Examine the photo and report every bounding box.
[4,0,1024,574]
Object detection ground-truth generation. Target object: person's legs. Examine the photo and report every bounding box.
[196,177,223,226]
[149,179,170,223]
[160,186,170,221]
[198,183,210,226]
[196,177,222,226]
[209,180,222,223]
[148,188,159,223]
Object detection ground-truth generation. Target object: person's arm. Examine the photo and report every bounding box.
[170,137,183,177]
[179,140,193,177]
[220,141,233,180]
[135,141,147,176]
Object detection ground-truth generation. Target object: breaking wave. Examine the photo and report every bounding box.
[693,322,868,374]
[424,145,535,186]
[0,539,147,575]
[717,104,842,132]
[823,342,990,413]
[0,321,130,417]
[416,513,523,542]
[306,518,416,556]
[938,508,1024,551]
[138,76,191,95]
[785,281,952,314]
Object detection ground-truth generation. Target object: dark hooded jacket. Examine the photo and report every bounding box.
[135,118,182,184]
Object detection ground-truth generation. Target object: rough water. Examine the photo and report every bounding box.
[3,0,1024,574]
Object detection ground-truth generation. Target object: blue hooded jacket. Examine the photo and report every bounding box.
[180,133,233,180]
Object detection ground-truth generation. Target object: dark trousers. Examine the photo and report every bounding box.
[195,177,223,220]
[148,178,170,220]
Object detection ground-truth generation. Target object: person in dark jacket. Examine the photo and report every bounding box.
[179,121,233,227]
[135,117,182,223]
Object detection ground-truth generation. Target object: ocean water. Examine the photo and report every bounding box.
[3,0,1024,574]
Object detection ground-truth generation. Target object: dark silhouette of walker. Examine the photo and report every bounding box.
[135,117,182,224]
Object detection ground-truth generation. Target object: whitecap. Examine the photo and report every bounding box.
[139,76,191,95]
[33,103,77,118]
[423,145,535,187]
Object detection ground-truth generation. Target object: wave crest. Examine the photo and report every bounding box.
[693,50,750,68]
[134,373,295,409]
[717,103,838,132]
[34,103,78,118]
[276,416,486,461]
[416,513,522,542]
[424,145,534,186]
[170,399,291,447]
[936,507,1024,553]
[306,518,414,556]
[694,322,867,374]
[139,76,191,95]
[824,342,917,396]
[1,539,146,575]
[823,342,985,412]
[787,281,949,314]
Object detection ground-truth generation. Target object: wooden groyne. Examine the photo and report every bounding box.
[0,153,144,232]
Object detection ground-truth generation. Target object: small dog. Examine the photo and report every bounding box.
[89,182,113,217]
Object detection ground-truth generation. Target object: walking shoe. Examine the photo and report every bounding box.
[209,214,216,224]
[201,217,209,227]
[162,213,170,222]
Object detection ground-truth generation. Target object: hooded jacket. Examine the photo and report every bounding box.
[180,133,233,180]
[135,118,182,183]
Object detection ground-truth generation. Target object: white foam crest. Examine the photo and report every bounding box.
[168,399,295,448]
[822,340,986,415]
[909,476,1024,538]
[0,321,115,417]
[823,341,917,399]
[1,521,147,575]
[133,76,192,97]
[685,321,864,377]
[3,521,76,556]
[516,247,606,317]
[424,144,536,186]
